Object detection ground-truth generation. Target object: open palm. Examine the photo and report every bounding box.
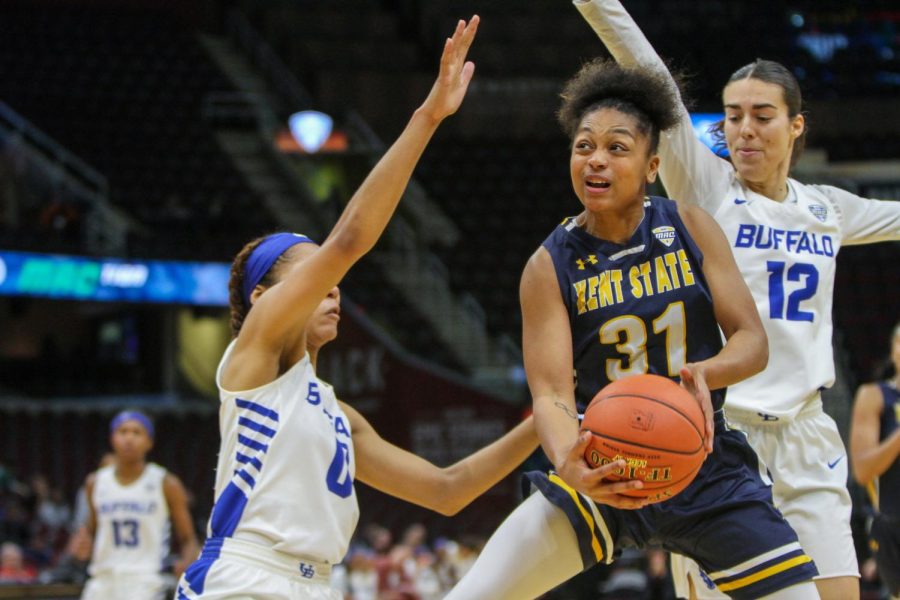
[421,15,479,122]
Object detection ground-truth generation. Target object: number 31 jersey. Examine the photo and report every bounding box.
[88,463,169,576]
[542,196,725,413]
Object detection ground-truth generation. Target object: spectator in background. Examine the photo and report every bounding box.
[0,495,30,549]
[345,547,379,600]
[411,549,442,600]
[31,474,71,549]
[0,541,37,584]
[0,459,24,497]
[0,458,30,547]
[851,321,900,600]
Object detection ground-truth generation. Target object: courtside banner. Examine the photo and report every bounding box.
[0,249,229,306]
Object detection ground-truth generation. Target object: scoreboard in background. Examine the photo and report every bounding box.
[0,250,230,306]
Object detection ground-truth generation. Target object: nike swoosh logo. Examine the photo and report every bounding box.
[734,198,749,205]
[827,456,844,469]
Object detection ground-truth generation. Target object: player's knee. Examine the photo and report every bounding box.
[812,575,858,600]
[759,580,820,600]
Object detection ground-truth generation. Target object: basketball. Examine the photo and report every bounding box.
[582,374,707,504]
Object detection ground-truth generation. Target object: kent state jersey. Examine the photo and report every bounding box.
[542,196,724,413]
[874,381,900,521]
[206,341,358,565]
[88,463,169,576]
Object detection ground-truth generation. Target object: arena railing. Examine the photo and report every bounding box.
[0,102,135,255]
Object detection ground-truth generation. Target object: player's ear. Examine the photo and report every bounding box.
[249,285,267,306]
[790,113,805,140]
[646,154,660,184]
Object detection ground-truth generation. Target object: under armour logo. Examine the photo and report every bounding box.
[299,563,316,578]
[575,255,598,270]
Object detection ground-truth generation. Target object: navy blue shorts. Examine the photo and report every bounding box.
[871,513,900,596]
[525,418,818,599]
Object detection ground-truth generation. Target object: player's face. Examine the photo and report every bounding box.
[110,420,153,462]
[273,243,341,349]
[306,286,341,350]
[570,107,659,214]
[722,78,804,190]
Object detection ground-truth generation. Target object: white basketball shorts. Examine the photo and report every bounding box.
[174,537,342,600]
[671,398,858,599]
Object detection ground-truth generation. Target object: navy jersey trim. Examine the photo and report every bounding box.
[709,543,817,599]
[523,471,614,568]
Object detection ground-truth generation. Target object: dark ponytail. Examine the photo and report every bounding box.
[227,235,293,338]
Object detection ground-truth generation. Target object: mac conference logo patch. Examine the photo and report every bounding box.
[652,226,676,247]
[808,203,828,222]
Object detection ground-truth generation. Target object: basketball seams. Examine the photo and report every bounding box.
[583,429,704,455]
[582,375,709,502]
[587,391,705,441]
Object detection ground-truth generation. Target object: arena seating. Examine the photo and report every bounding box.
[0,3,275,261]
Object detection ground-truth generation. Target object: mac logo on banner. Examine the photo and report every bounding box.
[289,110,333,153]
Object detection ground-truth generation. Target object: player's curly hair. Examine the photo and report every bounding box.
[227,235,293,338]
[557,58,685,154]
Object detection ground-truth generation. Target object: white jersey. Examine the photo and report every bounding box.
[88,463,169,576]
[577,0,900,420]
[207,341,358,565]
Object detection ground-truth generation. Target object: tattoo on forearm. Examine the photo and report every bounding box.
[554,402,578,420]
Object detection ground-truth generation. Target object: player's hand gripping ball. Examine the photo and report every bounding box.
[582,374,708,504]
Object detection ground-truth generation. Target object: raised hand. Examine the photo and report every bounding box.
[419,15,479,123]
[680,364,714,453]
[556,431,649,510]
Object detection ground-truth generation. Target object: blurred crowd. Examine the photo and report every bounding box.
[0,457,891,599]
[0,459,86,586]
[330,522,680,600]
[0,453,678,599]
[330,523,483,600]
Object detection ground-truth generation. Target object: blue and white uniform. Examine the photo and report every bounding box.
[575,0,900,594]
[525,197,818,599]
[82,463,170,600]
[176,341,358,600]
[868,381,900,597]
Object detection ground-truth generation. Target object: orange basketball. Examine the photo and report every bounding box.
[581,373,707,504]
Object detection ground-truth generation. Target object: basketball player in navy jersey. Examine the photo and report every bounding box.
[443,59,819,599]
[851,322,900,600]
[575,2,900,598]
[79,411,199,600]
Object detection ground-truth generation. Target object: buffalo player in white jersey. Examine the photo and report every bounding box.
[575,1,900,598]
[174,16,539,600]
[80,411,199,600]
